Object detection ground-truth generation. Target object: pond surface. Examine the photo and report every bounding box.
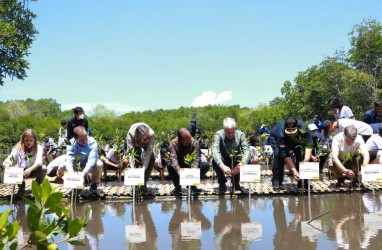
[3,192,382,249]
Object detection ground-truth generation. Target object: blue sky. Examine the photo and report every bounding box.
[1,0,382,115]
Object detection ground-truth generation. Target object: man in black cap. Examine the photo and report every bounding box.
[189,118,203,138]
[268,117,313,190]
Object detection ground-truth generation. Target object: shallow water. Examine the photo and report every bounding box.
[3,192,382,249]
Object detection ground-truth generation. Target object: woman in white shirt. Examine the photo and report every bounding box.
[3,129,46,190]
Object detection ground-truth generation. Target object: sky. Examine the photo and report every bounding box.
[1,0,382,115]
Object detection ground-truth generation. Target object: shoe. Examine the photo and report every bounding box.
[218,183,227,194]
[297,180,312,189]
[191,186,202,193]
[90,183,100,198]
[172,186,182,195]
[336,178,345,188]
[235,185,247,194]
[141,185,156,196]
[272,184,280,191]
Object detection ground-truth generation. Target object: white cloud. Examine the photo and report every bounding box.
[192,91,233,107]
[61,102,143,116]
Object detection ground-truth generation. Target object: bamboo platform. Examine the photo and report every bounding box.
[1,177,381,201]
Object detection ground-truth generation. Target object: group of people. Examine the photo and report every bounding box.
[3,96,382,197]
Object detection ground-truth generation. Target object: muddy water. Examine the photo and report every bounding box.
[3,192,382,249]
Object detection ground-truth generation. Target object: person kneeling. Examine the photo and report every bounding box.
[331,125,369,188]
[65,126,103,197]
[168,128,209,195]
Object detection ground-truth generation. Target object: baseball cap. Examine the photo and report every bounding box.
[190,118,196,124]
[308,124,318,131]
[284,117,298,135]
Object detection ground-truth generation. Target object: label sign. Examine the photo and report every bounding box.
[181,221,201,240]
[299,162,319,180]
[241,222,262,241]
[64,172,84,189]
[240,165,261,183]
[361,164,382,182]
[301,220,322,237]
[179,168,200,186]
[124,168,145,186]
[125,225,146,243]
[4,167,23,184]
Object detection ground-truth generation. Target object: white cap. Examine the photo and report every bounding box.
[308,124,318,131]
[261,124,265,128]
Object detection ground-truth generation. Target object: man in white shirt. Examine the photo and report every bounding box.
[324,118,373,142]
[366,126,382,164]
[331,125,369,187]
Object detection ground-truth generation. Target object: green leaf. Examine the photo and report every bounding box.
[32,180,42,203]
[27,206,40,232]
[0,209,10,230]
[7,221,20,240]
[68,219,83,238]
[67,240,86,246]
[29,231,47,244]
[44,192,63,211]
[23,197,39,211]
[41,218,57,236]
[41,179,52,204]
[9,241,18,250]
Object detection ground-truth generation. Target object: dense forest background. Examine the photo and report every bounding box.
[1,14,382,148]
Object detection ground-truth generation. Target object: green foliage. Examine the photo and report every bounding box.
[126,149,140,167]
[229,149,243,169]
[184,152,196,167]
[0,209,19,250]
[291,127,313,157]
[342,149,361,166]
[68,152,87,172]
[0,0,38,86]
[21,179,89,249]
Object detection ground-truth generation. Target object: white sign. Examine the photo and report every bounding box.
[179,168,200,186]
[364,213,382,231]
[63,172,84,189]
[3,167,23,184]
[299,162,319,180]
[125,224,146,243]
[361,164,382,182]
[181,221,201,240]
[301,220,322,237]
[241,222,262,241]
[124,168,145,186]
[240,165,261,183]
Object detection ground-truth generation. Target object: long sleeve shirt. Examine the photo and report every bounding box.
[212,129,250,166]
[269,119,314,158]
[3,145,43,169]
[125,123,155,169]
[169,137,200,171]
[65,136,98,174]
[66,117,89,140]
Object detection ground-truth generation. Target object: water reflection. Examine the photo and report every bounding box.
[214,199,251,249]
[126,202,158,249]
[3,193,382,249]
[168,200,211,248]
[68,201,106,250]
